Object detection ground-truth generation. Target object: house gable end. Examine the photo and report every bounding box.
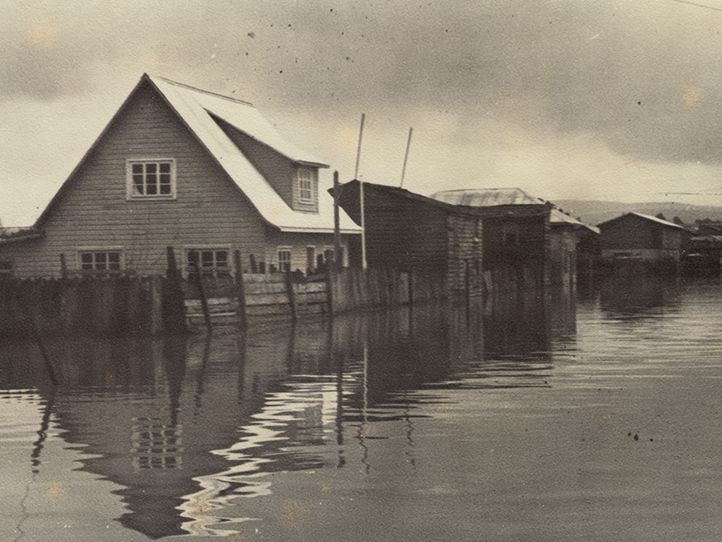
[17,76,269,277]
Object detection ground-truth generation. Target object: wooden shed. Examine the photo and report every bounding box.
[334,181,483,299]
[431,189,551,293]
[598,212,686,273]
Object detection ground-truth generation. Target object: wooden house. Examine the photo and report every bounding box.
[597,212,686,272]
[0,74,360,279]
[431,189,557,292]
[334,180,484,298]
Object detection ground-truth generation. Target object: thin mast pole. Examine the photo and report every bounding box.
[355,114,367,271]
[399,127,413,188]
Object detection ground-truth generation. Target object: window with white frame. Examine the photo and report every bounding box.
[79,250,122,272]
[187,249,230,276]
[277,248,292,272]
[297,168,313,202]
[128,160,175,198]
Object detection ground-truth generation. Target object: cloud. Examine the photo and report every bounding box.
[4,0,722,225]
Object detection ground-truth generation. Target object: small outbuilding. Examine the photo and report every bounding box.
[334,181,484,299]
[432,188,584,292]
[597,212,686,272]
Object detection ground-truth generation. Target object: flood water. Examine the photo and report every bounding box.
[2,276,722,541]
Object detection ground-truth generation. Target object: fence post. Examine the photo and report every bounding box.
[189,255,212,334]
[234,250,247,329]
[59,254,67,279]
[285,272,297,321]
[163,246,188,335]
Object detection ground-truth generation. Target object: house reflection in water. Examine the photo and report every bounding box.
[3,290,577,538]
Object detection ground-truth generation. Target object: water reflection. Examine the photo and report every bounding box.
[600,275,682,317]
[0,289,576,539]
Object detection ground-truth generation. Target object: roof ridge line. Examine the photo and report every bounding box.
[152,75,255,107]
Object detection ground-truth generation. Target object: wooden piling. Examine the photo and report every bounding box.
[59,254,67,279]
[164,246,188,335]
[234,250,247,329]
[190,257,212,334]
[285,272,297,321]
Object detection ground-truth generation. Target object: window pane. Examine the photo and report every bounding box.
[159,163,171,173]
[132,164,143,174]
[133,175,144,195]
[146,163,157,174]
[159,174,171,194]
[201,251,214,267]
[81,253,93,269]
[95,253,107,269]
[215,251,228,265]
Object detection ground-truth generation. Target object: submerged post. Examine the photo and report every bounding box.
[189,252,212,334]
[59,253,67,280]
[234,249,247,329]
[164,246,188,335]
[285,272,297,321]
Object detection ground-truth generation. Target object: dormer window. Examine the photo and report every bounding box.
[127,159,176,199]
[297,168,313,202]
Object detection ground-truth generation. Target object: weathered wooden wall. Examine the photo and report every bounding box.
[185,267,449,328]
[328,267,447,314]
[0,275,184,338]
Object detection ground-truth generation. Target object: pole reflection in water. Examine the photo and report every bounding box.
[0,289,576,540]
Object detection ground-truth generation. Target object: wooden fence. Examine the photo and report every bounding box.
[0,275,184,338]
[0,266,450,337]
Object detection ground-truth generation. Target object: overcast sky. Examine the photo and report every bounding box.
[2,0,722,225]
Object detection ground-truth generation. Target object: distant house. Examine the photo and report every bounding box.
[597,212,686,267]
[0,74,360,279]
[334,180,484,298]
[432,188,591,291]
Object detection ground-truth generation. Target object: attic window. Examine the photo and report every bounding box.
[127,160,176,199]
[297,168,313,202]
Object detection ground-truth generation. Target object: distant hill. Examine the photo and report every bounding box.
[551,200,722,227]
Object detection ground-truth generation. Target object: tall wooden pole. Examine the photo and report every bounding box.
[399,127,413,188]
[355,113,367,271]
[234,250,247,329]
[333,170,341,271]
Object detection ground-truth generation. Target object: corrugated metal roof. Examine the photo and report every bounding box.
[432,188,599,233]
[432,188,546,207]
[151,76,360,234]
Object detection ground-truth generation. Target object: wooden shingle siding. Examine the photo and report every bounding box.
[5,81,268,278]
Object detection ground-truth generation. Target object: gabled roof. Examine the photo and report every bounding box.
[432,188,599,233]
[598,212,686,231]
[334,180,483,225]
[432,187,545,207]
[35,74,360,235]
